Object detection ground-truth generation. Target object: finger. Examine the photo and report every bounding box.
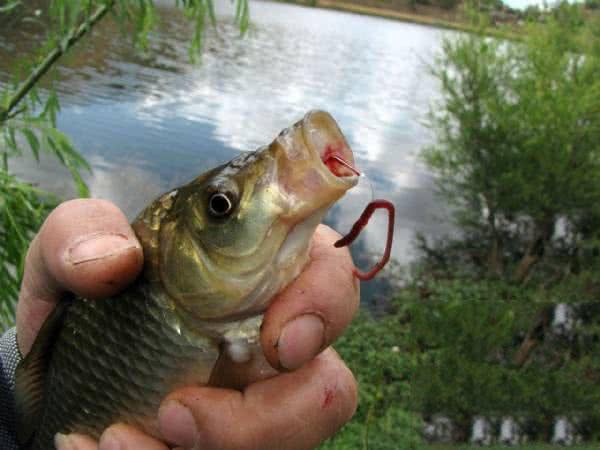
[208,344,279,390]
[158,348,358,450]
[261,224,360,370]
[99,424,169,450]
[54,433,97,450]
[17,199,143,355]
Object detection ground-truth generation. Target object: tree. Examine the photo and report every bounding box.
[416,10,600,438]
[423,6,600,281]
[586,0,600,10]
[0,0,249,329]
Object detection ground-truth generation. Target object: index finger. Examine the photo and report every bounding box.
[260,224,360,371]
[16,199,143,355]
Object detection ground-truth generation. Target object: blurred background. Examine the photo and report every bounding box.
[1,0,598,448]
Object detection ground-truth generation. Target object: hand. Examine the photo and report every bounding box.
[18,199,359,450]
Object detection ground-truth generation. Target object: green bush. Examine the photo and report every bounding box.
[407,276,600,439]
[320,273,599,446]
[320,308,421,449]
[585,0,600,10]
[423,6,600,281]
[414,13,600,440]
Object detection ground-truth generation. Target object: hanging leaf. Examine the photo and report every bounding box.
[0,0,20,13]
[20,128,40,161]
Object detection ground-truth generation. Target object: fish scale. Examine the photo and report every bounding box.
[30,285,216,449]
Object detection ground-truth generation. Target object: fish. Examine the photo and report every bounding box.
[15,110,360,449]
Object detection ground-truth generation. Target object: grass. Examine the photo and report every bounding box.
[422,446,599,450]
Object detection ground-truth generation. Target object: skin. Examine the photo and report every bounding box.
[16,198,360,450]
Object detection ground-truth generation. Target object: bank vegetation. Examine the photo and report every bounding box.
[323,4,600,448]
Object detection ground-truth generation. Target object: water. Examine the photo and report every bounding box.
[1,0,453,306]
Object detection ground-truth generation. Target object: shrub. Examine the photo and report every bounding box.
[320,308,421,449]
[407,276,600,440]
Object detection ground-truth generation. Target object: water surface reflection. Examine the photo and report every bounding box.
[1,0,454,305]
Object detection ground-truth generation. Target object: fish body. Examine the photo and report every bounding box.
[15,111,358,449]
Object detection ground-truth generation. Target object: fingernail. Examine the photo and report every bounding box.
[159,400,198,448]
[278,314,325,370]
[68,232,138,265]
[54,433,75,450]
[99,430,122,450]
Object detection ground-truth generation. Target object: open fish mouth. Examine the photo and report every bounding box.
[302,109,360,184]
[272,110,359,210]
[264,110,359,273]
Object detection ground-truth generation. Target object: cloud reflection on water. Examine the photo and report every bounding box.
[132,2,454,268]
[3,1,457,301]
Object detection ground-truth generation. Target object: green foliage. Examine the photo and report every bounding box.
[0,170,56,329]
[408,276,600,438]
[586,0,600,10]
[415,8,600,442]
[320,309,422,449]
[323,408,422,450]
[0,0,20,14]
[522,5,542,21]
[317,272,599,447]
[318,269,600,448]
[409,280,526,421]
[1,84,90,330]
[436,0,461,10]
[423,6,600,278]
[423,446,599,450]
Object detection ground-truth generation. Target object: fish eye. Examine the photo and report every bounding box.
[208,192,234,217]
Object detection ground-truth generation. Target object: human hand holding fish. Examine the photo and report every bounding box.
[17,201,359,450]
[11,111,394,450]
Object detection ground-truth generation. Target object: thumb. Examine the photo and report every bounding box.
[16,199,143,356]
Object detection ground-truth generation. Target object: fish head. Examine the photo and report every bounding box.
[134,110,358,320]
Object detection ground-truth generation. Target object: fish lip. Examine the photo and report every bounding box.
[301,110,359,188]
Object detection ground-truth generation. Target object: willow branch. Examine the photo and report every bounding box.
[0,1,115,124]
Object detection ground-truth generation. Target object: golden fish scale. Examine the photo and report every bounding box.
[30,284,216,449]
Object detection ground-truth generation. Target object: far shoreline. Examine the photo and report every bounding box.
[271,0,519,39]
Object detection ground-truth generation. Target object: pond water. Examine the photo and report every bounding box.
[1,0,454,306]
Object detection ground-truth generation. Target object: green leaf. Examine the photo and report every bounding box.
[207,0,216,26]
[3,126,18,153]
[238,0,249,34]
[42,90,60,127]
[67,163,90,197]
[46,136,65,165]
[20,128,40,161]
[0,0,21,14]
[59,36,71,53]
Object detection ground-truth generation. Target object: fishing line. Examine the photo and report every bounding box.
[359,169,375,204]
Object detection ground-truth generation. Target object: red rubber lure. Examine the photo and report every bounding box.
[324,155,396,281]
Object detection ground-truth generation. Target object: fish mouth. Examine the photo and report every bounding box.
[301,110,360,187]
